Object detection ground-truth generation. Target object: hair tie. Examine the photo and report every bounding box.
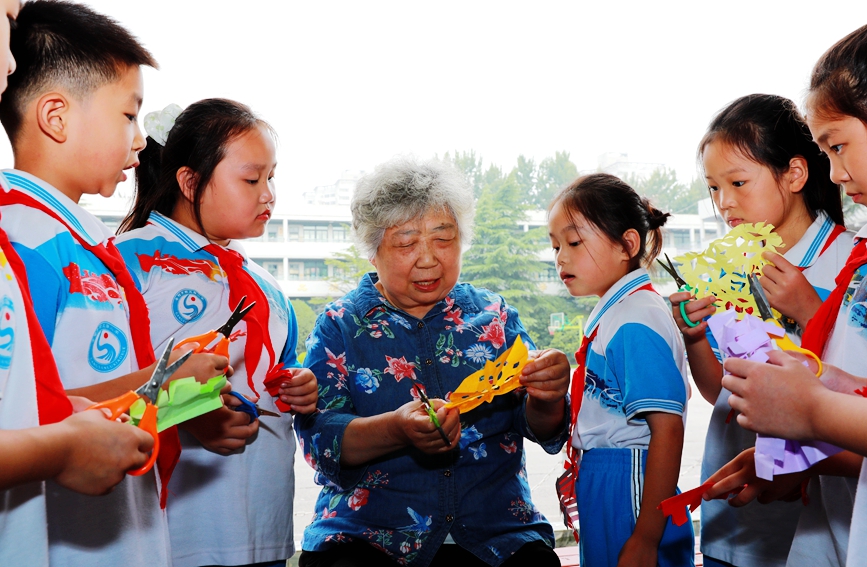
[144,103,183,146]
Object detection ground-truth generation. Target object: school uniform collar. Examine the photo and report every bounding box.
[783,211,837,269]
[0,169,114,247]
[584,268,652,337]
[855,223,867,242]
[147,211,249,261]
[354,272,477,320]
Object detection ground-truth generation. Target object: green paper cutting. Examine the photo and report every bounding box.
[130,375,227,432]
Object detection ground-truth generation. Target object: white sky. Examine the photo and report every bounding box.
[2,1,866,213]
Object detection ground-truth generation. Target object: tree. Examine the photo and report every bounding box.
[627,167,706,215]
[533,151,579,208]
[291,299,317,358]
[324,244,371,294]
[443,150,486,198]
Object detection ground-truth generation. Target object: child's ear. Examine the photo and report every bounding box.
[786,156,808,194]
[35,92,70,143]
[621,228,641,261]
[175,167,198,203]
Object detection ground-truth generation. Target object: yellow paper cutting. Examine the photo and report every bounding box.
[674,222,783,317]
[445,336,529,413]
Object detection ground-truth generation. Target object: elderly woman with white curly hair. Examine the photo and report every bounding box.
[292,156,571,567]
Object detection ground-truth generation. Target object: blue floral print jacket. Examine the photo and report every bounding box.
[296,273,569,566]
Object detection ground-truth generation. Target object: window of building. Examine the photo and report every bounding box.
[303,226,316,241]
[332,224,349,242]
[266,222,284,242]
[256,258,284,279]
[303,260,328,280]
[288,262,301,281]
[316,226,329,242]
[287,225,301,241]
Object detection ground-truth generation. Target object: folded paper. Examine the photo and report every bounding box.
[658,481,714,527]
[131,375,227,432]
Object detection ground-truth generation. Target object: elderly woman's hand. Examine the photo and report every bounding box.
[520,349,569,441]
[520,349,570,403]
[391,399,461,454]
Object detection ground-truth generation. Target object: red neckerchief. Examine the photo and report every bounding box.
[0,224,72,424]
[0,187,182,509]
[203,244,276,397]
[802,238,867,356]
[557,281,656,542]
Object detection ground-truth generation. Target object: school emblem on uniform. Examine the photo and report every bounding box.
[88,321,128,373]
[0,296,15,370]
[172,289,207,323]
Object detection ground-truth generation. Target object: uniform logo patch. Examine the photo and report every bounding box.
[88,322,129,373]
[172,289,207,324]
[0,296,15,370]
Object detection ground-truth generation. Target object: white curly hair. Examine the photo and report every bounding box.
[351,155,475,259]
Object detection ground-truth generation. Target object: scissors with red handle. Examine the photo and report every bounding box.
[174,296,255,358]
[87,338,192,476]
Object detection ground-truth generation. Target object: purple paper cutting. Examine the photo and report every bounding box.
[707,311,842,480]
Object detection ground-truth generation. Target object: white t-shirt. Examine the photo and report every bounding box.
[0,171,171,567]
[701,212,853,567]
[115,212,298,567]
[0,238,48,567]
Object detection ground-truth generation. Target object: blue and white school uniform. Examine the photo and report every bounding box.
[701,212,853,567]
[0,170,171,567]
[572,268,693,567]
[115,211,298,567]
[0,241,48,567]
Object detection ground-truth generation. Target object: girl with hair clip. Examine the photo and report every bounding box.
[669,94,850,567]
[702,25,867,567]
[114,99,318,567]
[549,173,694,567]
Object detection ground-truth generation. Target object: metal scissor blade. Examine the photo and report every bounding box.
[748,273,775,321]
[658,253,688,288]
[136,338,190,402]
[216,296,256,337]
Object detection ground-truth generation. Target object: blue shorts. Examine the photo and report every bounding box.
[576,447,695,567]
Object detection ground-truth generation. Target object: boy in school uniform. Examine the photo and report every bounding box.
[0,2,228,566]
[0,1,162,566]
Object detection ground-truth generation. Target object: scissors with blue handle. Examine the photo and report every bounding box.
[88,338,192,476]
[657,253,699,328]
[227,391,280,422]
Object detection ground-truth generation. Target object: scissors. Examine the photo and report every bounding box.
[175,296,255,358]
[88,338,192,476]
[410,379,451,447]
[748,273,823,376]
[227,391,280,422]
[657,253,699,328]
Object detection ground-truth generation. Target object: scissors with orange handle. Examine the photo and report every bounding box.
[174,296,255,358]
[87,338,192,476]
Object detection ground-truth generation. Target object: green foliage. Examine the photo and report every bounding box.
[290,299,317,355]
[533,151,579,208]
[325,244,371,294]
[442,150,486,197]
[626,167,706,215]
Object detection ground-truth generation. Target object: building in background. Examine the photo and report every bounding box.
[301,170,363,206]
[83,184,725,302]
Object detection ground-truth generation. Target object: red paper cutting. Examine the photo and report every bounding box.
[657,481,715,527]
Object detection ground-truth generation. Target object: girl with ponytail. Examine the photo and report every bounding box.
[671,94,851,567]
[548,173,694,567]
[114,99,318,567]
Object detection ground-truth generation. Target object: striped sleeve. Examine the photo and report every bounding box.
[606,322,686,421]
